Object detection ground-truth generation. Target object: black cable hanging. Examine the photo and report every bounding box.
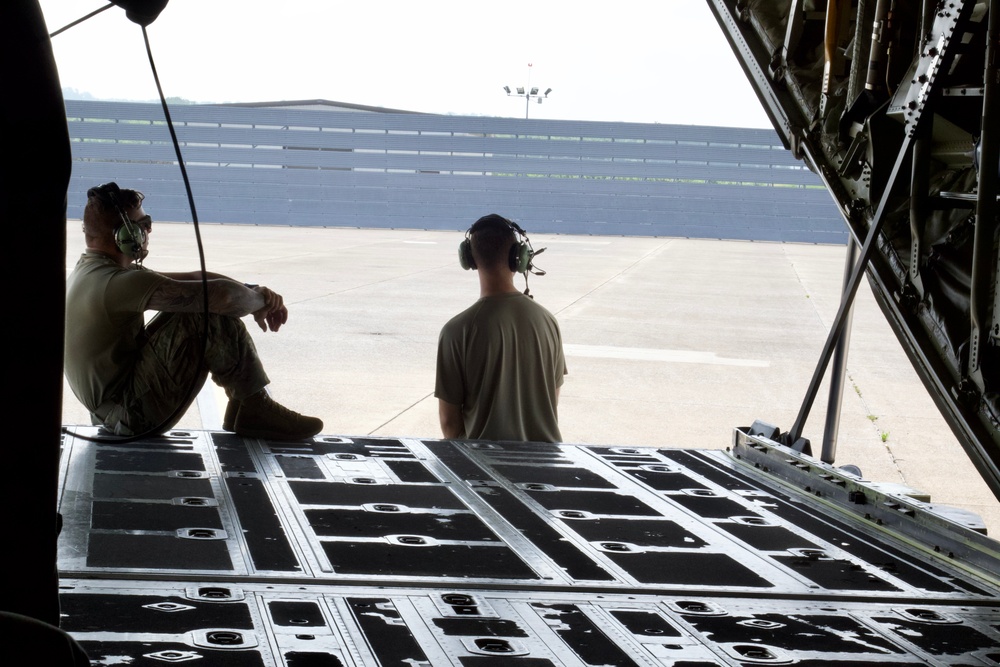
[49,4,115,38]
[56,8,214,445]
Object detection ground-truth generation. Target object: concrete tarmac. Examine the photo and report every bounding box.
[63,221,1000,538]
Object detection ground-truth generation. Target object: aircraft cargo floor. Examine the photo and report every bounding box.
[56,428,1000,664]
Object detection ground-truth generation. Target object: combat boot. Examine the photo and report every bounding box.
[232,390,323,440]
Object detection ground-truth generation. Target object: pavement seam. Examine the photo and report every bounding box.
[782,247,909,484]
[369,391,435,436]
[552,239,674,317]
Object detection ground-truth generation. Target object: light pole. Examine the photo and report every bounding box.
[504,63,552,119]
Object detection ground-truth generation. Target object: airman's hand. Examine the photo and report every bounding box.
[251,286,288,332]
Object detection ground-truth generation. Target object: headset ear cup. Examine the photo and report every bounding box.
[510,241,531,273]
[458,239,476,270]
[114,224,131,258]
[115,223,145,259]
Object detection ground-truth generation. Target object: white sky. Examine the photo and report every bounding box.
[41,0,772,129]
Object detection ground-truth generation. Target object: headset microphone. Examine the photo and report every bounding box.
[528,246,547,275]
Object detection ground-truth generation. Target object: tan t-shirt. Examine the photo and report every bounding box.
[64,251,167,412]
[435,292,566,442]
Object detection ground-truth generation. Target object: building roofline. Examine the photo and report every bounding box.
[212,99,427,114]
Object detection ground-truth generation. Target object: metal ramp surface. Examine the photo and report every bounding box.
[57,428,1000,665]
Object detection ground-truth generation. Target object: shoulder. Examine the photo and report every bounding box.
[113,265,168,288]
[440,300,482,338]
[71,251,118,274]
[511,293,559,321]
[475,293,560,323]
[102,265,169,311]
[67,252,125,294]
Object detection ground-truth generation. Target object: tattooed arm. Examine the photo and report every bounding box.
[159,270,234,281]
[146,279,288,332]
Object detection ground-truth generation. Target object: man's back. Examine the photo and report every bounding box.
[64,251,165,411]
[436,292,565,442]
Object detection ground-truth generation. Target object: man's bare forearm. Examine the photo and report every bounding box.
[160,270,233,282]
[147,279,264,317]
[438,399,465,439]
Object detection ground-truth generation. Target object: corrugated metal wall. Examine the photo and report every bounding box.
[65,100,845,243]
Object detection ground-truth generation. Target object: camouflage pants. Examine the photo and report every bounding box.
[99,312,270,435]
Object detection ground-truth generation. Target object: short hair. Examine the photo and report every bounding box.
[82,182,143,244]
[469,214,516,270]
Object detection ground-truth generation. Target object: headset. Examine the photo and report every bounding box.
[459,214,538,274]
[87,182,147,261]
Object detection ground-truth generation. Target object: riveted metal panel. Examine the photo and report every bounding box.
[57,579,1000,666]
[59,429,999,595]
[56,429,1000,662]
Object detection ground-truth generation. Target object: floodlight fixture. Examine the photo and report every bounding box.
[503,67,553,118]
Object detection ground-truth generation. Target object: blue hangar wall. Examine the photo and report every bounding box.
[64,100,845,244]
